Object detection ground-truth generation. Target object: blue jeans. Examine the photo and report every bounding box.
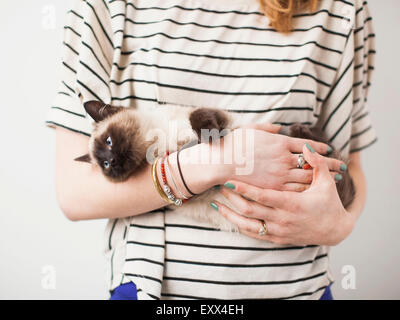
[110,282,138,300]
[319,285,333,300]
[109,282,333,300]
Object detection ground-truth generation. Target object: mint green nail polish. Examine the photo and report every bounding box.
[340,163,347,172]
[210,202,219,211]
[213,185,221,190]
[305,143,315,153]
[335,174,343,182]
[327,145,333,154]
[224,182,235,190]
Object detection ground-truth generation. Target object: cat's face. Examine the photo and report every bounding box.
[92,122,145,181]
[75,100,148,182]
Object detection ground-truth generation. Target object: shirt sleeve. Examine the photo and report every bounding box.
[45,0,113,136]
[317,0,377,155]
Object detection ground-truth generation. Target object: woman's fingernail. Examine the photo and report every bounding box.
[210,202,219,211]
[213,185,221,190]
[327,145,333,154]
[340,163,347,172]
[224,182,235,190]
[335,174,343,182]
[305,143,315,153]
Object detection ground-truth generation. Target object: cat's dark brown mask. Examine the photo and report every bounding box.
[75,101,148,182]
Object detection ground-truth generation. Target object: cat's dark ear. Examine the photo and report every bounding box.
[189,108,230,143]
[74,154,91,163]
[84,100,123,122]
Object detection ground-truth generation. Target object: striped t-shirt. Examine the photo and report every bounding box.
[46,0,377,299]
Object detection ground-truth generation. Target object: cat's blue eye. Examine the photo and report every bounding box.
[103,160,110,169]
[106,136,112,147]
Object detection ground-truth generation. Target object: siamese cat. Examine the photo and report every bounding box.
[76,100,355,231]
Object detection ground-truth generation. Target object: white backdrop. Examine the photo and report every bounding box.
[0,0,399,299]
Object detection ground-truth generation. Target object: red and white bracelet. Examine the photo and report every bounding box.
[160,151,188,206]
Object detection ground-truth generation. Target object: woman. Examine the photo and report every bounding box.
[47,0,376,299]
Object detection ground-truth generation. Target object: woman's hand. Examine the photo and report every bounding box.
[210,123,345,192]
[211,143,356,246]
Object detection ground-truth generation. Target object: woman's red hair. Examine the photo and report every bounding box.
[259,0,318,33]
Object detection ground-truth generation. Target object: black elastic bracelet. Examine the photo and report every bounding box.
[176,147,197,196]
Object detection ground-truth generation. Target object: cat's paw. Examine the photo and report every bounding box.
[189,108,230,143]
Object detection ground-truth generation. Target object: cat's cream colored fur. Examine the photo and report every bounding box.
[89,103,241,231]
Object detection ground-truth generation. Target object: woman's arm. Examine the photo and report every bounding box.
[55,127,225,221]
[343,152,367,228]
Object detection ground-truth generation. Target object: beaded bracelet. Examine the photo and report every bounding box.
[151,156,174,205]
[160,152,185,206]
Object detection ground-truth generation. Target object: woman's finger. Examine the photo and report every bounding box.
[282,183,310,192]
[283,172,341,191]
[323,156,347,173]
[302,144,332,184]
[289,154,345,173]
[211,200,289,237]
[286,136,330,155]
[243,122,282,134]
[287,169,313,184]
[330,171,343,183]
[223,180,292,210]
[219,186,278,220]
[211,200,265,234]
[238,228,292,245]
[284,170,342,190]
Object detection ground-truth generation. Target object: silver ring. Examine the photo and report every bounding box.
[258,223,267,236]
[297,153,306,169]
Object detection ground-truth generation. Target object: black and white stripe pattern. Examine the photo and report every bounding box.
[47,0,376,299]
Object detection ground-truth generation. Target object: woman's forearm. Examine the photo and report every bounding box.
[343,152,367,231]
[55,127,225,221]
[57,159,164,220]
